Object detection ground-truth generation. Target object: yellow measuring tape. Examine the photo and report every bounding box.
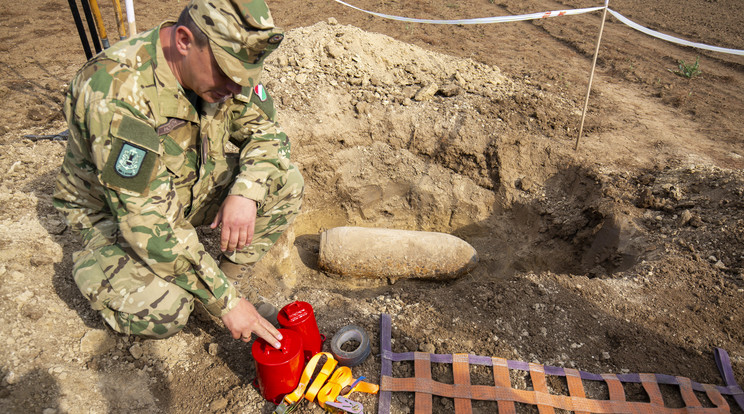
[277,352,378,412]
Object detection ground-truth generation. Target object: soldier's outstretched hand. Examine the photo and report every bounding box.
[221,298,282,348]
[210,195,257,252]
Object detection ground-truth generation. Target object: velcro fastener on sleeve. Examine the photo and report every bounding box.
[110,112,161,153]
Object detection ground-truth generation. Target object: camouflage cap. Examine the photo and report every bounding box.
[188,0,284,86]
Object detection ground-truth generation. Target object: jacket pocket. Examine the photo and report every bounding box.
[161,135,186,177]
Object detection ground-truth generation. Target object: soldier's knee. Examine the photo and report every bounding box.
[143,299,193,338]
[287,165,304,198]
[258,165,304,220]
[274,164,304,200]
[145,314,191,339]
[102,295,194,339]
[275,165,305,211]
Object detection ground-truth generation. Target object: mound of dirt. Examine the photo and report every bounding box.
[1,1,743,413]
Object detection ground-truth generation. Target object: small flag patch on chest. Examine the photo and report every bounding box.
[254,84,267,102]
[115,143,146,177]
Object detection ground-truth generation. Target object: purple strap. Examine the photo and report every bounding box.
[715,347,744,410]
[378,314,393,414]
[378,313,744,412]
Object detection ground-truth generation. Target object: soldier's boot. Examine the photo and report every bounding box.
[219,259,279,327]
[218,259,250,290]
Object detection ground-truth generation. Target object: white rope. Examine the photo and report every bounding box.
[331,0,603,25]
[331,0,744,56]
[606,9,744,56]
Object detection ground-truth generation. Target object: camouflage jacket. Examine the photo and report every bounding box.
[53,22,292,317]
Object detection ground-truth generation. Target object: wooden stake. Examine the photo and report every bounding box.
[112,0,127,40]
[88,0,110,49]
[575,0,610,151]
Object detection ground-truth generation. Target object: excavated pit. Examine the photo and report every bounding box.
[268,23,644,283]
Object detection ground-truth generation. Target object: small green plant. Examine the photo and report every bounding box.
[670,57,702,78]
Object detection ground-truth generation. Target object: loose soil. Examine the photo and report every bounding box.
[1,0,743,413]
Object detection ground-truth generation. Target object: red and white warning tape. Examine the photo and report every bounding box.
[331,0,744,56]
[606,9,743,56]
[332,0,603,25]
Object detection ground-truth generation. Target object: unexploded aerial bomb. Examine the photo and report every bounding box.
[318,226,478,279]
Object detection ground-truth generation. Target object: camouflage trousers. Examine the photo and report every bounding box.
[72,165,304,338]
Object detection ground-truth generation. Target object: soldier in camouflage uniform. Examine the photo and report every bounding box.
[53,0,302,347]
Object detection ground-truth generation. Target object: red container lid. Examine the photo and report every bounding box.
[252,328,303,366]
[277,301,314,327]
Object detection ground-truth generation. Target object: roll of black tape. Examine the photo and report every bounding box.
[330,325,371,367]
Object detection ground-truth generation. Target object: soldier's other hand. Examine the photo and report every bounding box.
[221,298,282,348]
[210,195,257,252]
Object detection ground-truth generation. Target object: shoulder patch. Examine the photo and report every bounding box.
[157,118,187,136]
[101,139,158,195]
[249,83,277,121]
[103,112,160,195]
[254,84,267,102]
[115,143,147,177]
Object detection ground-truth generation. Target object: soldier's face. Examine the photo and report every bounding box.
[184,43,241,103]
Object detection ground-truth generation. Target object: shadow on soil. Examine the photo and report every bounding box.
[27,171,175,412]
[0,368,60,412]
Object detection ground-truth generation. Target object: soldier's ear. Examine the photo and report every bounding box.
[174,26,196,56]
